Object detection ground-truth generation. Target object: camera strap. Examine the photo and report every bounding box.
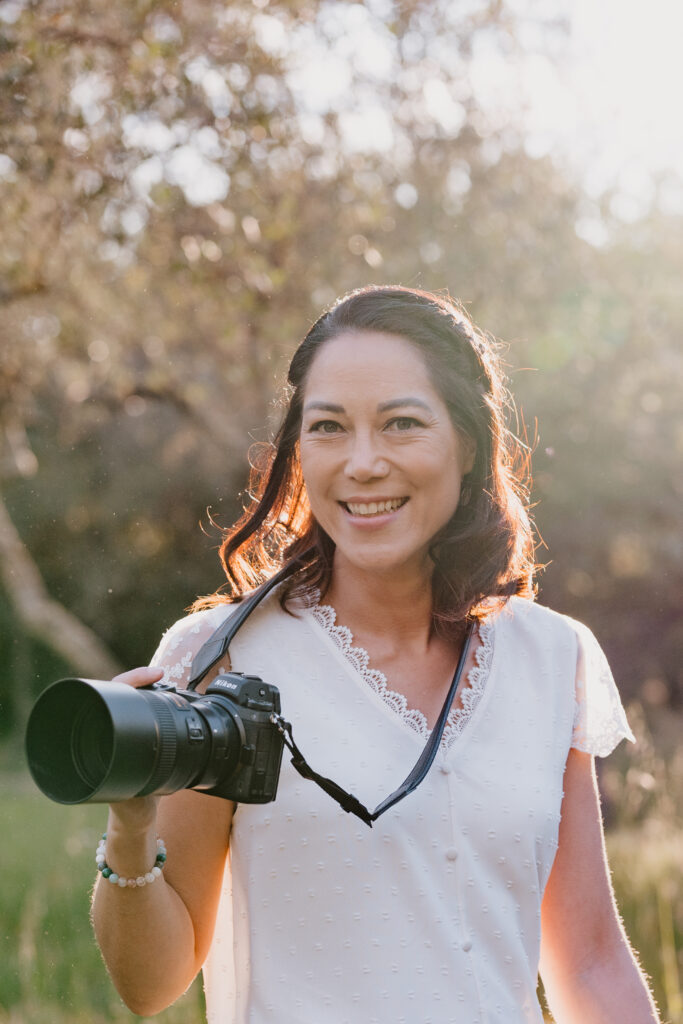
[272,617,474,827]
[187,556,314,690]
[188,556,475,828]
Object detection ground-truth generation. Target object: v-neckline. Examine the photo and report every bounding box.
[306,600,496,750]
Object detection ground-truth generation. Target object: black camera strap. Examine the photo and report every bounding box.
[272,618,474,827]
[187,556,313,690]
[188,556,475,828]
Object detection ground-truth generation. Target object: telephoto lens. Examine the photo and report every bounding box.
[25,674,284,805]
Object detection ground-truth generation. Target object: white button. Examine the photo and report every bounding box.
[462,939,473,952]
[439,764,452,775]
[445,848,458,862]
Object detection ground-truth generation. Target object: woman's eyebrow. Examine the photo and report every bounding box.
[377,397,433,413]
[303,397,434,414]
[302,401,345,414]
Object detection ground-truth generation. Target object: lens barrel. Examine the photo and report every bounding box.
[25,678,241,805]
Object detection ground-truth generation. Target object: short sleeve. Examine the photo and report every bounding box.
[570,620,636,757]
[150,605,236,688]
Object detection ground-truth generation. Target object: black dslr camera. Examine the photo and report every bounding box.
[24,557,474,825]
[25,672,285,806]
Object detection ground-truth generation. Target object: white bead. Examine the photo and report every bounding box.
[145,872,155,884]
[108,873,119,884]
[152,866,162,878]
[117,877,127,887]
[136,876,145,887]
[96,856,106,866]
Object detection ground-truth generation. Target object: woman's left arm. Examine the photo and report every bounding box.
[539,747,660,1023]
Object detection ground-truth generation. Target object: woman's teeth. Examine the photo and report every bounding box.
[345,498,406,517]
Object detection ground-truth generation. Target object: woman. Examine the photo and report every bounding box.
[92,286,660,1023]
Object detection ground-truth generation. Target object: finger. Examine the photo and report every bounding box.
[112,666,165,688]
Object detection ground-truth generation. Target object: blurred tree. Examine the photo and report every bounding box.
[0,0,681,738]
[0,0,565,717]
[523,210,683,704]
[1,0,325,714]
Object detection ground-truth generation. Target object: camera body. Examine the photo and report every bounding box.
[25,670,286,806]
[163,672,284,803]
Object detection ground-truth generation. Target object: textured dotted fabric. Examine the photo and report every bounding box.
[151,595,634,1024]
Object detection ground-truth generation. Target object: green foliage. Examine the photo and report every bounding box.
[0,780,204,1023]
[607,829,683,1024]
[0,592,74,741]
[600,704,683,1023]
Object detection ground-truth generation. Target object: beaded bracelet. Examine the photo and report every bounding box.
[96,833,167,888]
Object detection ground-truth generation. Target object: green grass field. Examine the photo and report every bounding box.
[1,767,680,1023]
[0,777,204,1024]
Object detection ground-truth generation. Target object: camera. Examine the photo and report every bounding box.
[25,673,285,806]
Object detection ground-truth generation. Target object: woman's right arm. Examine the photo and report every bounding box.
[91,621,236,1015]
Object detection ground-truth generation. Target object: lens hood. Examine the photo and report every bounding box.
[25,678,170,804]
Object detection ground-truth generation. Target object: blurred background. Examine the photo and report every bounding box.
[0,0,681,1021]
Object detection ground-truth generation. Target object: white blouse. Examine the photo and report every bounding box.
[151,594,634,1024]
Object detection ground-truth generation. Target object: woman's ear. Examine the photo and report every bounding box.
[462,436,476,474]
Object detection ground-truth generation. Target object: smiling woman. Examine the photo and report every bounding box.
[298,330,473,583]
[91,286,659,1024]
[210,286,536,639]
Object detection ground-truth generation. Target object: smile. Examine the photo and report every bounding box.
[342,498,408,517]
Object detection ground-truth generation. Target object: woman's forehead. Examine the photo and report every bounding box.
[304,329,436,392]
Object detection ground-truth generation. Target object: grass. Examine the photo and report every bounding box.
[0,776,204,1024]
[607,827,683,1022]
[2,705,681,1023]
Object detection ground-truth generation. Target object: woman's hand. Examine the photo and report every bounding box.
[105,666,164,834]
[112,666,164,688]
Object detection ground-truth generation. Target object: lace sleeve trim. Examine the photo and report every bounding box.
[149,605,235,688]
[308,601,494,750]
[570,620,635,757]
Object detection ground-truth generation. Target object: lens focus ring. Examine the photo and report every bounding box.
[138,695,179,795]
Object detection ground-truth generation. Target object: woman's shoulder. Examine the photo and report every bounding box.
[497,595,597,649]
[497,598,634,755]
[150,602,241,685]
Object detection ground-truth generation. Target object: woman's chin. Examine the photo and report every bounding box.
[333,545,431,582]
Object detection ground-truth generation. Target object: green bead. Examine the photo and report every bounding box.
[102,867,112,878]
[156,852,167,864]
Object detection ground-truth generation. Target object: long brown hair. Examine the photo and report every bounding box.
[193,286,536,634]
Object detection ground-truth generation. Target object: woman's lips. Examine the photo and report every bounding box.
[340,497,409,517]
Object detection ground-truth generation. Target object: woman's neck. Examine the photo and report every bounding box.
[322,555,435,653]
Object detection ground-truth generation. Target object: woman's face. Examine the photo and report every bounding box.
[299,330,475,581]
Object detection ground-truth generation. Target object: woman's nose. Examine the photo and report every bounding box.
[343,434,390,481]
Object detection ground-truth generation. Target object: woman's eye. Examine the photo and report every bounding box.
[387,416,421,431]
[309,420,342,434]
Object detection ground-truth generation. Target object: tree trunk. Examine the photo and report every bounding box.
[0,488,123,679]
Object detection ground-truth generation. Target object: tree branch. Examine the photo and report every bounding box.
[0,488,123,679]
[38,26,131,51]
